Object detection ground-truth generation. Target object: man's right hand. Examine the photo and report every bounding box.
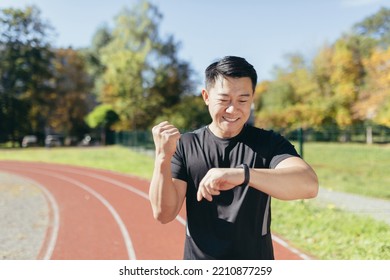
[150,121,186,224]
[152,121,181,158]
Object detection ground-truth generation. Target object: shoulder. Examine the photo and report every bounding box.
[180,126,207,143]
[174,127,207,161]
[243,125,296,156]
[245,125,268,135]
[243,125,281,143]
[245,124,278,135]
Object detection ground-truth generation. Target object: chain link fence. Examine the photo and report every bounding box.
[114,125,390,149]
[285,125,390,144]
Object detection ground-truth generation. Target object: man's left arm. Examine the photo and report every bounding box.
[248,156,319,200]
[197,157,318,201]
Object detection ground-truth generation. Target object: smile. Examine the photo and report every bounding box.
[223,117,239,122]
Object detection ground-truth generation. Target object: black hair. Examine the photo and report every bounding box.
[205,56,257,92]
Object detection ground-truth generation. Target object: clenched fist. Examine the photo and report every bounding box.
[152,121,181,159]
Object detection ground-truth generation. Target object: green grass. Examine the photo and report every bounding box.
[0,146,155,179]
[301,142,390,200]
[1,144,389,259]
[272,199,390,260]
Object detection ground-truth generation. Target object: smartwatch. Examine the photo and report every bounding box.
[238,163,250,187]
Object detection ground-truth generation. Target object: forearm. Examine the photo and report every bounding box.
[149,157,182,223]
[249,165,319,200]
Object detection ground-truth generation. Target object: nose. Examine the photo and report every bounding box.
[225,103,236,114]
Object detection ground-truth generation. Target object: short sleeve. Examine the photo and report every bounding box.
[171,139,188,182]
[269,132,300,169]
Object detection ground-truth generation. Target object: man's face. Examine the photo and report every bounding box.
[202,76,254,138]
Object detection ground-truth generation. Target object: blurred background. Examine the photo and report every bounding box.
[0,0,389,259]
[1,0,389,147]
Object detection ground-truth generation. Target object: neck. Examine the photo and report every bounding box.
[208,123,245,139]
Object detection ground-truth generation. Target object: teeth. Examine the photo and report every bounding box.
[224,117,238,122]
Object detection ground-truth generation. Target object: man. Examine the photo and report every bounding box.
[149,56,318,259]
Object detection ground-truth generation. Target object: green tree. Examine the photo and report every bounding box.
[84,25,112,95]
[85,104,119,144]
[352,7,390,49]
[351,7,390,128]
[0,5,54,145]
[154,94,210,131]
[94,0,195,131]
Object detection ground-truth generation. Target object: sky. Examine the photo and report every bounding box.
[1,0,389,84]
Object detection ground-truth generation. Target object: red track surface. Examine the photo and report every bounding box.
[0,160,310,260]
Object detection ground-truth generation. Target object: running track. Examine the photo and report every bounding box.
[0,160,311,260]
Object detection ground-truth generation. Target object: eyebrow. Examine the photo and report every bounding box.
[217,93,251,98]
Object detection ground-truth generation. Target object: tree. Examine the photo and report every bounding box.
[94,0,195,131]
[254,6,389,142]
[255,59,298,129]
[85,104,119,144]
[352,7,390,49]
[153,94,210,131]
[328,38,365,128]
[84,25,112,95]
[351,7,390,128]
[353,47,390,127]
[0,5,54,145]
[49,48,94,139]
[255,54,326,130]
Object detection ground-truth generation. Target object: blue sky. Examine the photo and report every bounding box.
[1,0,389,84]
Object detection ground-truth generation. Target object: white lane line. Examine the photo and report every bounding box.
[28,177,60,260]
[0,172,60,260]
[38,165,187,226]
[271,235,312,260]
[5,166,136,260]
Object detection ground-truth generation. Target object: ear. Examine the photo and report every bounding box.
[201,89,210,105]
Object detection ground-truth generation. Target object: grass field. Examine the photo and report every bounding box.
[302,142,390,200]
[271,199,390,259]
[0,146,155,178]
[0,144,389,259]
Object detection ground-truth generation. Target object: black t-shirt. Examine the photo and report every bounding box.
[171,124,299,259]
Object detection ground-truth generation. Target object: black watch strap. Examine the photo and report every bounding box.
[238,163,250,187]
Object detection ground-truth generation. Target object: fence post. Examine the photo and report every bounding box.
[298,127,304,159]
[366,125,373,144]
